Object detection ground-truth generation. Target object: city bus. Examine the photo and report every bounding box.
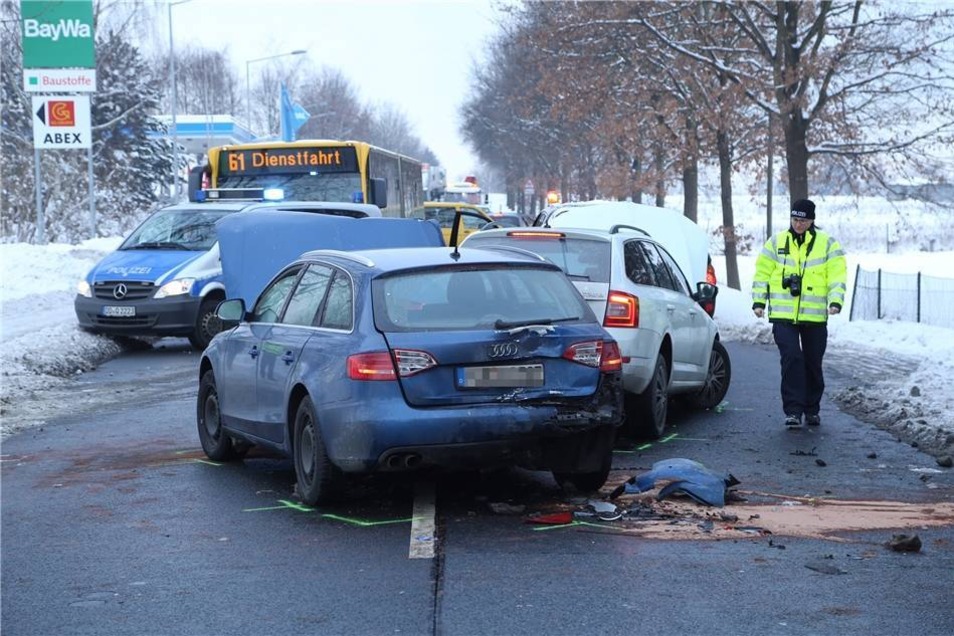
[188,140,423,218]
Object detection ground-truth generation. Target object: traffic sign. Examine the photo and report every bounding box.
[524,179,535,196]
[21,0,96,69]
[32,96,92,149]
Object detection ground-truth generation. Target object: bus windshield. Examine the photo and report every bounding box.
[216,173,364,203]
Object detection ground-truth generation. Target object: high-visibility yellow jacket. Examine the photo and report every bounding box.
[751,227,847,323]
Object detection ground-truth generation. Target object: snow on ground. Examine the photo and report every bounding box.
[1,201,953,461]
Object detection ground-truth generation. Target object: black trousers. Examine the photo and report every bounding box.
[772,321,828,417]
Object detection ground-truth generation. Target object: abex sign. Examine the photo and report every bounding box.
[32,95,91,149]
[21,0,96,69]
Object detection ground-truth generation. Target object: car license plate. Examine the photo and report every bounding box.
[102,305,135,317]
[457,364,544,389]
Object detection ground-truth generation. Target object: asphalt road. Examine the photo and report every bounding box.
[2,340,953,635]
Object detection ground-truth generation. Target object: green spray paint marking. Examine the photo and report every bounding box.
[714,401,752,413]
[659,433,679,443]
[191,459,223,466]
[242,500,413,526]
[532,520,614,532]
[243,499,317,513]
[320,514,416,527]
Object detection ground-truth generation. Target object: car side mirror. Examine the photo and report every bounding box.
[692,282,718,302]
[217,298,246,327]
[370,178,388,208]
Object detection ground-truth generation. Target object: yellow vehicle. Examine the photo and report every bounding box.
[187,139,423,218]
[410,202,494,246]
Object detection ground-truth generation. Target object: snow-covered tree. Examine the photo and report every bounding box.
[1,1,172,243]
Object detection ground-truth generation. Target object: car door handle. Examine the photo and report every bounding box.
[249,346,260,359]
[666,304,675,313]
[281,352,295,365]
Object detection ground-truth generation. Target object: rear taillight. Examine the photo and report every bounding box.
[599,341,622,372]
[562,340,623,372]
[604,291,639,328]
[563,340,603,367]
[347,349,437,381]
[706,260,717,285]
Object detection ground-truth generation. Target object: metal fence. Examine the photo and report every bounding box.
[849,266,954,329]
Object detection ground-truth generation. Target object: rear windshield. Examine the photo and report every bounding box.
[372,266,594,331]
[464,235,611,283]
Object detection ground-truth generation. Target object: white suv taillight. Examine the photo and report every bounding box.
[604,291,639,328]
[347,350,437,381]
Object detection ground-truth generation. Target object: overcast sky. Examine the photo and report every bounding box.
[165,0,503,180]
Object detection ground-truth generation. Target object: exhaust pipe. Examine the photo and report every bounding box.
[386,454,403,469]
[403,454,422,469]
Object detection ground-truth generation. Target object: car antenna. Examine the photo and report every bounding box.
[450,208,462,260]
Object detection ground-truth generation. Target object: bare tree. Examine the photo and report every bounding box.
[636,1,954,204]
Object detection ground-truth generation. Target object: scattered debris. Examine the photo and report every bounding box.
[488,502,526,515]
[937,456,953,468]
[524,511,573,525]
[886,534,922,552]
[805,561,847,575]
[791,447,818,457]
[609,458,740,507]
[815,459,828,467]
[769,539,786,550]
[866,452,878,459]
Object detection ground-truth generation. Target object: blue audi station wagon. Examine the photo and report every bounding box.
[198,245,624,505]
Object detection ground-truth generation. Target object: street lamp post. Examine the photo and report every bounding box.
[245,50,307,135]
[168,0,193,202]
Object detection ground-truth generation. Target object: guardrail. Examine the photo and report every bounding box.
[849,265,954,328]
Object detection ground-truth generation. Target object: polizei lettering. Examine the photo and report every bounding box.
[23,19,92,42]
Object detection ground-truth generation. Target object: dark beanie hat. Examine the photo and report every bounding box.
[791,199,816,220]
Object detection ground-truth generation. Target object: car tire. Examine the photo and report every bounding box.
[293,396,342,506]
[685,340,731,410]
[197,370,245,461]
[631,354,669,439]
[189,296,223,350]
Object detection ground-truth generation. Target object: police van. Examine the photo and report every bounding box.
[74,193,383,349]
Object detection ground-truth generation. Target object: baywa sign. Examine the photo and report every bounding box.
[21,0,95,69]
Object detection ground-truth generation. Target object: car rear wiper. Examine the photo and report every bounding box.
[564,273,591,281]
[125,241,190,250]
[494,316,578,331]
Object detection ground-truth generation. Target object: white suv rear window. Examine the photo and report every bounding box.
[466,235,612,283]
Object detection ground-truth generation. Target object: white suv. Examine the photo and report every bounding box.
[462,225,730,438]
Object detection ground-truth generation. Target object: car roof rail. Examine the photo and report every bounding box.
[300,249,375,267]
[473,244,548,262]
[610,224,650,236]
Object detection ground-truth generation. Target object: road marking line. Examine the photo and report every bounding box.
[409,481,436,559]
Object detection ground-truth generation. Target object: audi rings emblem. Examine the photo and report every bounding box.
[487,342,519,358]
[113,283,128,300]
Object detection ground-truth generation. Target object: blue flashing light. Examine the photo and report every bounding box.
[264,188,285,201]
[195,190,207,202]
[351,191,364,203]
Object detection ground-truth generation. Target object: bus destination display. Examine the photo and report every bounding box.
[220,146,359,176]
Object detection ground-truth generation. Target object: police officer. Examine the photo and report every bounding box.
[752,199,847,427]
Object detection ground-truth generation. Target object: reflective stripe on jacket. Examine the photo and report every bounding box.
[751,227,847,323]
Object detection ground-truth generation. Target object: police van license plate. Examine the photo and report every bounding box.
[102,305,135,317]
[457,364,544,389]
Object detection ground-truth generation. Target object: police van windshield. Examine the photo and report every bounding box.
[120,208,235,251]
